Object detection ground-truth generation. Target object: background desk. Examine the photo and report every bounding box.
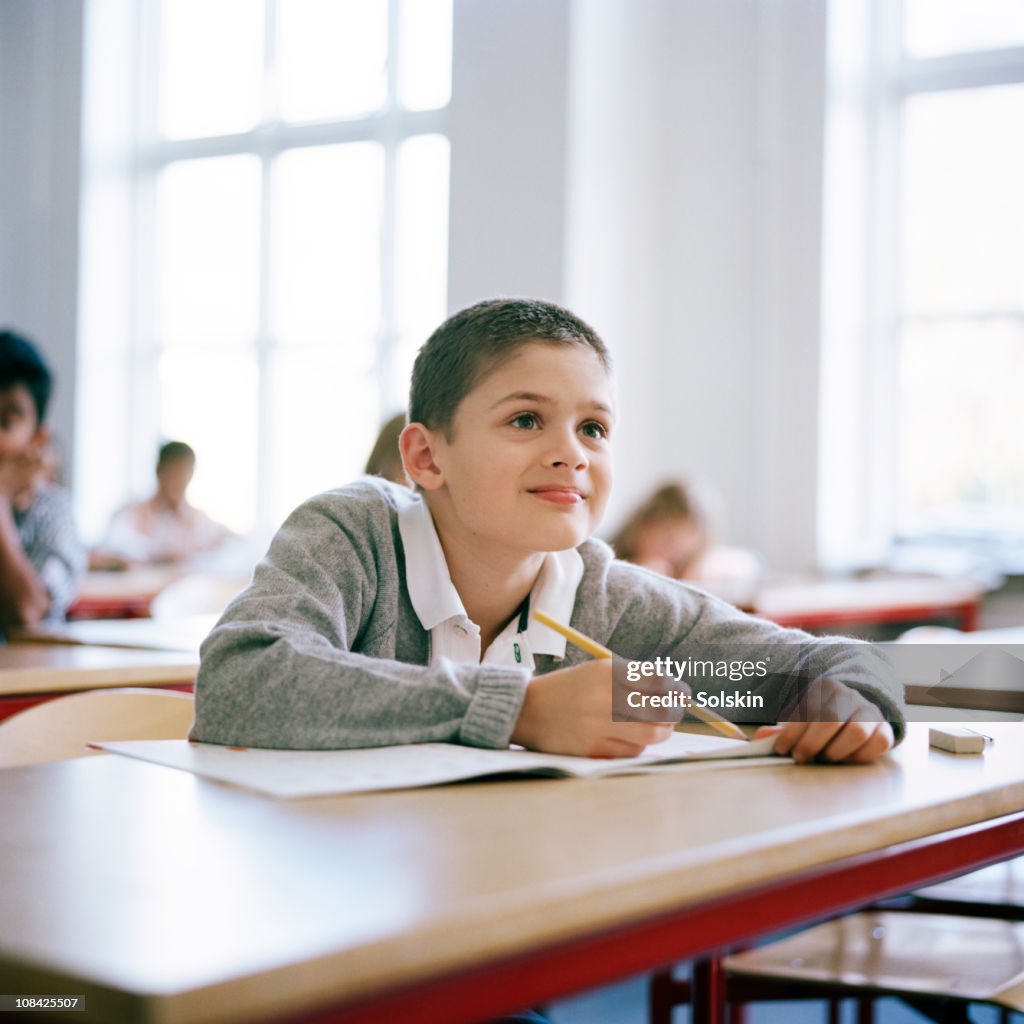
[1,723,1022,1024]
[67,568,188,620]
[754,577,984,634]
[0,645,198,720]
[7,615,214,653]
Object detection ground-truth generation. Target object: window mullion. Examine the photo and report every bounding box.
[253,0,277,536]
[863,0,904,549]
[895,45,1024,96]
[376,0,403,416]
[132,0,164,496]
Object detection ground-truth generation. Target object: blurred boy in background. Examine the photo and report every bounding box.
[0,329,84,631]
[92,441,234,569]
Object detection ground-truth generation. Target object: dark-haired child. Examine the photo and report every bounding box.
[0,329,84,632]
[194,299,903,765]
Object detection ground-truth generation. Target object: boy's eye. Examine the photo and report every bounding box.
[510,412,540,430]
[581,420,609,440]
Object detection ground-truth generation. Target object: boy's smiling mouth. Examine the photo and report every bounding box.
[527,486,586,505]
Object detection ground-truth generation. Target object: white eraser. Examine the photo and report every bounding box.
[928,727,987,755]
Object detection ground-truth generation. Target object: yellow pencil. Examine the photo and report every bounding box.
[533,608,749,742]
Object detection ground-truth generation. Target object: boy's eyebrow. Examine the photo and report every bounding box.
[490,391,615,415]
[0,393,29,412]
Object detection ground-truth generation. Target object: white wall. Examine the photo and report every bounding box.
[447,0,572,308]
[0,0,84,481]
[564,0,827,570]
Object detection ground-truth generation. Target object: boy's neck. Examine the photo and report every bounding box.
[428,499,546,651]
[153,490,187,513]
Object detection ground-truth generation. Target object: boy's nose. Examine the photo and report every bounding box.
[545,430,589,470]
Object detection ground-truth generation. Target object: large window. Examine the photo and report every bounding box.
[820,0,1024,570]
[78,0,452,541]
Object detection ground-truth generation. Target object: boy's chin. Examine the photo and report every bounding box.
[524,521,592,553]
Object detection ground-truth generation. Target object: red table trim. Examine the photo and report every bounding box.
[277,810,1024,1024]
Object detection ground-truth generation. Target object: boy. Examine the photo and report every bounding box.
[0,329,85,634]
[194,299,902,763]
[92,440,234,568]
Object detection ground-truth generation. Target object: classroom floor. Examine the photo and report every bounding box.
[547,971,1018,1023]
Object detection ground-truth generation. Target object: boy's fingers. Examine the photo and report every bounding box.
[818,720,877,762]
[595,726,670,757]
[648,723,676,744]
[621,723,675,746]
[788,722,844,763]
[765,720,809,756]
[843,722,895,763]
[595,736,647,758]
[767,682,894,763]
[785,678,883,726]
[783,719,895,764]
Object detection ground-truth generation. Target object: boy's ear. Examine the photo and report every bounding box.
[30,423,50,453]
[399,423,445,491]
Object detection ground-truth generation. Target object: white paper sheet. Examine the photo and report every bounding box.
[98,731,784,798]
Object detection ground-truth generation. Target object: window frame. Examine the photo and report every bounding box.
[819,0,1024,571]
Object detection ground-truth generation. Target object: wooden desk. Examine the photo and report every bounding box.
[900,626,1024,645]
[754,577,984,633]
[0,723,1022,1024]
[0,645,198,721]
[6,615,215,653]
[67,568,186,620]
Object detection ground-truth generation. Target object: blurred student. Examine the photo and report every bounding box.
[92,441,234,569]
[611,481,709,578]
[364,412,409,486]
[0,329,85,630]
[611,480,760,606]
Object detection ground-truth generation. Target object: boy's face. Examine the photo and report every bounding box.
[156,458,195,504]
[0,385,44,461]
[424,342,615,556]
[632,520,705,579]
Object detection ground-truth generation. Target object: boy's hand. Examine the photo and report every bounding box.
[755,677,894,763]
[0,452,43,503]
[511,660,675,758]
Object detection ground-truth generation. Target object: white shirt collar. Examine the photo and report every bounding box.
[397,492,584,662]
[396,490,466,630]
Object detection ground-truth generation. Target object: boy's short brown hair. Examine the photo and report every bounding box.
[409,298,611,437]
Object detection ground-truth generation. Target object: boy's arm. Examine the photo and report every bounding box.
[0,494,51,626]
[192,493,533,751]
[0,484,86,626]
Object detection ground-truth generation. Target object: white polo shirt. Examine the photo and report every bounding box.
[397,494,584,670]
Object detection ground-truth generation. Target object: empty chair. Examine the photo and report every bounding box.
[725,911,1024,1024]
[908,859,1024,920]
[0,688,195,768]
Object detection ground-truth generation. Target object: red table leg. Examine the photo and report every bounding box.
[692,955,727,1024]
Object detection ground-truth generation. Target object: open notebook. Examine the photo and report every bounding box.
[97,731,787,798]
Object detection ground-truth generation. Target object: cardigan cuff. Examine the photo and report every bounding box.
[459,667,531,749]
